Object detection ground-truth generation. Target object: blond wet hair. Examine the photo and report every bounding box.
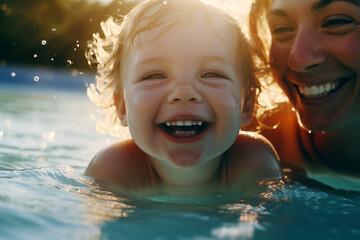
[86,0,263,136]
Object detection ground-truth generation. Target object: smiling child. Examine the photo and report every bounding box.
[85,0,282,196]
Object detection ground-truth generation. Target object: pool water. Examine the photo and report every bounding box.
[0,66,359,240]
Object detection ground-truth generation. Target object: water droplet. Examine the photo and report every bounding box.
[11,72,16,77]
[34,76,40,82]
[76,44,79,47]
[43,130,56,142]
[40,141,47,150]
[291,107,295,112]
[41,40,47,45]
[4,119,12,129]
[34,54,38,58]
[66,60,73,66]
[71,69,79,77]
[163,0,168,4]
[51,28,57,32]
[308,130,312,134]
[50,58,54,61]
[89,18,93,21]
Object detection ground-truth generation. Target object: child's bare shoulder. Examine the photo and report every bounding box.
[84,139,152,187]
[227,132,282,182]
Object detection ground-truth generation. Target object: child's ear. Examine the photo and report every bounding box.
[114,92,128,127]
[241,88,255,126]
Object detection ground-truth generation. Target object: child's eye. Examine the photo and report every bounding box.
[322,15,355,34]
[201,71,228,79]
[142,72,167,81]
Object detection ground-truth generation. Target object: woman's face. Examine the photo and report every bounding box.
[267,0,360,131]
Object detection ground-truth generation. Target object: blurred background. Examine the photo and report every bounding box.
[0,0,140,72]
[0,0,252,91]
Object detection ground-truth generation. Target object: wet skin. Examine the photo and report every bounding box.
[85,12,282,194]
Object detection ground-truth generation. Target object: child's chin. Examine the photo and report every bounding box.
[168,151,203,168]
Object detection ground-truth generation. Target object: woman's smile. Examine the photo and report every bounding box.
[293,77,352,102]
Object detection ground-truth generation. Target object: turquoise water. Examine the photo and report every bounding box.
[0,66,359,240]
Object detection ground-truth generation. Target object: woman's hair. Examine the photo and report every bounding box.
[86,0,264,136]
[249,0,273,69]
[247,0,289,130]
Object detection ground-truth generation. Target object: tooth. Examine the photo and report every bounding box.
[299,86,304,94]
[310,86,318,95]
[318,85,325,94]
[184,121,192,126]
[176,120,184,126]
[304,87,311,95]
[331,82,336,90]
[166,122,171,126]
[325,83,331,92]
[197,121,202,125]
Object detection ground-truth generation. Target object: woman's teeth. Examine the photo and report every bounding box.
[298,81,339,99]
[165,120,203,127]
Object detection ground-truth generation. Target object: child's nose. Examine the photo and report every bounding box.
[167,83,202,103]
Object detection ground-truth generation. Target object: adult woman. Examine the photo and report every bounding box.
[248,0,360,189]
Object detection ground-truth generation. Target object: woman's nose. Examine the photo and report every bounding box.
[288,27,326,72]
[167,83,202,103]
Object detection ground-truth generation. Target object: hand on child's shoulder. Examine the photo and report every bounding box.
[227,131,282,184]
[84,140,152,188]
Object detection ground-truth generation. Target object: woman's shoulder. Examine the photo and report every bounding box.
[258,102,309,167]
[84,139,153,187]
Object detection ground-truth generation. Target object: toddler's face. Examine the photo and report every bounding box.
[118,14,251,168]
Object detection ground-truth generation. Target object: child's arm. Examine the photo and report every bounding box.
[227,132,282,189]
[84,140,154,189]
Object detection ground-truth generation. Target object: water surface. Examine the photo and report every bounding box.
[0,66,359,240]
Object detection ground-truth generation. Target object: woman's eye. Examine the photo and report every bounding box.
[201,72,227,79]
[322,15,354,28]
[142,72,167,81]
[271,25,294,41]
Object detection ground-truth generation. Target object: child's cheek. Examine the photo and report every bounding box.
[210,87,242,110]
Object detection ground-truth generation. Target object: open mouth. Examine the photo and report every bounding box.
[296,78,350,100]
[159,120,210,138]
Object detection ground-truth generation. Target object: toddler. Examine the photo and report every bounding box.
[85,0,281,196]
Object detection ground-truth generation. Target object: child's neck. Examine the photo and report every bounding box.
[148,154,225,190]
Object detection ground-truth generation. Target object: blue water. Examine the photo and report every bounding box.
[0,65,359,240]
